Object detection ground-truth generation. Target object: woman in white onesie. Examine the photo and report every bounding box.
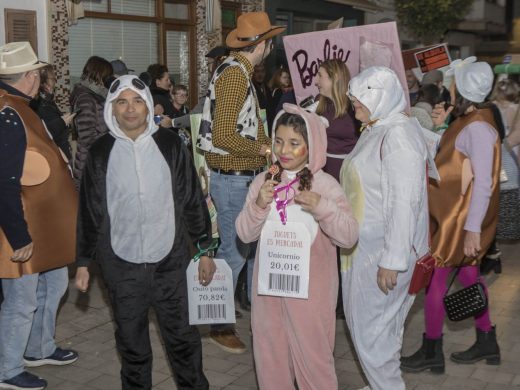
[339,66,429,390]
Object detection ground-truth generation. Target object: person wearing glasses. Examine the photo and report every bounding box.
[340,66,429,390]
[196,11,283,354]
[30,64,74,161]
[0,42,78,390]
[74,75,216,390]
[171,84,189,118]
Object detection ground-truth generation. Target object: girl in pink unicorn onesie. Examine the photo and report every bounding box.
[236,103,359,389]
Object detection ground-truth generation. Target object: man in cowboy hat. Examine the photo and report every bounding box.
[0,42,78,390]
[196,11,285,353]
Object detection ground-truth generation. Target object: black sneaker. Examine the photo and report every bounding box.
[0,371,47,389]
[24,348,78,367]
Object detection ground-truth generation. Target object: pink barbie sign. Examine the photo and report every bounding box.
[283,22,409,108]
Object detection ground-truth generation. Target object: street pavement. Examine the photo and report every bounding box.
[28,242,520,389]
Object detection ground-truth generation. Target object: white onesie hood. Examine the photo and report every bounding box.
[348,66,407,121]
[104,75,158,140]
[103,75,175,263]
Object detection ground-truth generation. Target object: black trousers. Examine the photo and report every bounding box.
[99,251,208,390]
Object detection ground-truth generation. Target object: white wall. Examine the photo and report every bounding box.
[0,0,49,61]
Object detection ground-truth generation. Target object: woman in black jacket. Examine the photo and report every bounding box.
[30,64,74,161]
[70,56,113,189]
[147,63,174,128]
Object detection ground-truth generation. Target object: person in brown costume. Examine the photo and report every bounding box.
[401,57,501,374]
[0,42,78,390]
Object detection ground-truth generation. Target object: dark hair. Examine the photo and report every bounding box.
[138,71,152,87]
[36,63,55,96]
[147,64,169,85]
[268,67,291,91]
[452,90,505,140]
[81,56,113,86]
[265,112,313,191]
[416,84,441,107]
[240,38,272,54]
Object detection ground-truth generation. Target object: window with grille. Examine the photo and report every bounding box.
[4,9,38,54]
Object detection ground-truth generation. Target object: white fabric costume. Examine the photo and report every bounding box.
[340,66,429,390]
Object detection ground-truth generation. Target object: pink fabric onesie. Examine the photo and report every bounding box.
[236,104,359,390]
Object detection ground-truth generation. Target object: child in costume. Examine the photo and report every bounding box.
[236,103,358,390]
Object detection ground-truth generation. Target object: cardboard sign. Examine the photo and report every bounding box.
[414,44,451,73]
[402,45,436,70]
[187,258,236,325]
[282,22,409,107]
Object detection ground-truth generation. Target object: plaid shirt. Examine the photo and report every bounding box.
[205,52,271,171]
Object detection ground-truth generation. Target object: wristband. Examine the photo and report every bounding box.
[435,124,448,132]
[192,239,219,262]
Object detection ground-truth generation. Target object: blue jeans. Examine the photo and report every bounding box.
[210,172,255,329]
[0,266,68,380]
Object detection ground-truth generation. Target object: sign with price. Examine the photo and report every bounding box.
[186,258,236,325]
[258,220,311,299]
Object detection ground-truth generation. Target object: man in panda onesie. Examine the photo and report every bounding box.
[74,75,216,390]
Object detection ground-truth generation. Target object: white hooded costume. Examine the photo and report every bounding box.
[339,66,429,390]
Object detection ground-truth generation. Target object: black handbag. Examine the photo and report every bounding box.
[443,266,488,322]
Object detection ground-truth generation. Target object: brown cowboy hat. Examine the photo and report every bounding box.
[226,12,285,49]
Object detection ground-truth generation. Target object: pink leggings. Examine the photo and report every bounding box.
[424,265,492,339]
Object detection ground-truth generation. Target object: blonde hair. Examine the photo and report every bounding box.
[315,59,351,119]
[490,79,520,103]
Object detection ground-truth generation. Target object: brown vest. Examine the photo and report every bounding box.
[0,89,78,278]
[429,108,500,267]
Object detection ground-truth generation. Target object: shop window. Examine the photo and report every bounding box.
[69,18,158,84]
[70,0,196,104]
[166,29,190,85]
[164,0,190,20]
[82,0,156,16]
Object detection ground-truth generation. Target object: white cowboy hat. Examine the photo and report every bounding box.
[0,42,45,75]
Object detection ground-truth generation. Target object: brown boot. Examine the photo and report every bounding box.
[209,328,246,354]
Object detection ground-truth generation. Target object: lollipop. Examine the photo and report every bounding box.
[268,164,280,176]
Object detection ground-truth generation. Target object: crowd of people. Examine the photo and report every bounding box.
[1,8,519,390]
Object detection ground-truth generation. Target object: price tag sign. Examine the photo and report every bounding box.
[258,220,311,299]
[186,258,236,325]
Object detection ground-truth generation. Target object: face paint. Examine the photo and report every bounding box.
[292,144,307,158]
[274,124,309,172]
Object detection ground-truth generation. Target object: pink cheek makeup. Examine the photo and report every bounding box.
[292,145,307,158]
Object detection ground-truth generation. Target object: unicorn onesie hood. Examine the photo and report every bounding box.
[271,103,328,175]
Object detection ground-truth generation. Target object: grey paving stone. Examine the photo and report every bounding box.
[28,243,520,389]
